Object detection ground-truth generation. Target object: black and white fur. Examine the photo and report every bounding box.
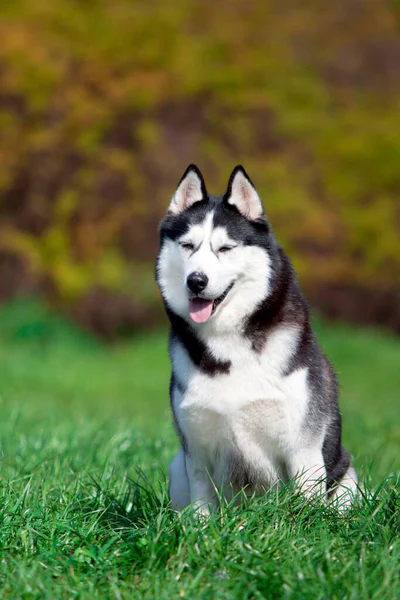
[156,165,357,516]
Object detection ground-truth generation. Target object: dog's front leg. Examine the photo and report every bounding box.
[287,448,327,500]
[185,453,216,518]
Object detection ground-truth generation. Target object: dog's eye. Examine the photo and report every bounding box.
[218,246,235,253]
[180,242,194,251]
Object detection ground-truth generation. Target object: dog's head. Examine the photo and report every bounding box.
[156,165,279,331]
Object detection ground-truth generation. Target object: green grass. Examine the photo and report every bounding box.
[0,299,399,599]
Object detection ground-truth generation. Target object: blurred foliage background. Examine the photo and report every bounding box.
[0,0,399,338]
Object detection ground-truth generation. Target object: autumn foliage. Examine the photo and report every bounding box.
[0,1,399,336]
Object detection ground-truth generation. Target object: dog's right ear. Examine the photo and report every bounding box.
[168,165,207,215]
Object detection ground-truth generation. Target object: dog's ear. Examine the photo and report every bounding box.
[224,166,264,220]
[168,165,207,215]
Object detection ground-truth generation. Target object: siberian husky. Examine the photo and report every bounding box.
[156,165,357,516]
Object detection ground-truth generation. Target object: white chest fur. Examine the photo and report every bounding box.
[171,325,310,483]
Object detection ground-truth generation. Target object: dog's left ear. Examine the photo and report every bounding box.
[224,166,264,220]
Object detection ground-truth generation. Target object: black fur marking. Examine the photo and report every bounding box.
[326,451,352,496]
[229,453,255,492]
[322,409,352,494]
[159,196,215,243]
[243,249,305,353]
[168,309,231,376]
[213,200,270,244]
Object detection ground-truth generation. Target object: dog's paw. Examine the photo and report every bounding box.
[192,502,211,523]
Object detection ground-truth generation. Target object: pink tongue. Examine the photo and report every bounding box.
[189,298,213,323]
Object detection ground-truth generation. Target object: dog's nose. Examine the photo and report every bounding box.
[187,271,209,294]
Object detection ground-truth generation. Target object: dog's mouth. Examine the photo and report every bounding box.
[188,282,234,324]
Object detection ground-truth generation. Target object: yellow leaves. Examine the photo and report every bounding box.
[0,188,133,302]
[0,0,398,325]
[1,229,43,273]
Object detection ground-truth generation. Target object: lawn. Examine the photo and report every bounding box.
[0,299,398,599]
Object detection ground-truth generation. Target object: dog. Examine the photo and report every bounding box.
[156,164,357,516]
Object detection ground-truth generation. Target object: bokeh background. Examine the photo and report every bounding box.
[0,0,399,338]
[0,5,399,595]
